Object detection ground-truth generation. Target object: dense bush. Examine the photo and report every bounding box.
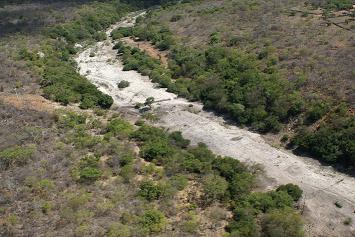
[111,27,133,40]
[117,31,301,133]
[307,0,354,10]
[292,107,354,169]
[138,181,165,201]
[30,1,134,109]
[117,80,130,88]
[139,209,167,233]
[201,174,228,203]
[261,208,304,237]
[78,155,102,183]
[169,131,190,148]
[276,183,303,201]
[130,123,303,235]
[106,118,134,138]
[0,144,36,169]
[116,16,354,172]
[41,62,113,109]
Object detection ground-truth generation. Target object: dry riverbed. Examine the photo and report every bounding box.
[75,13,355,237]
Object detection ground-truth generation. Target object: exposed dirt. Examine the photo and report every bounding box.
[0,93,58,112]
[75,14,355,237]
[121,37,169,67]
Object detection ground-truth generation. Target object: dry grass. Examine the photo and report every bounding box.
[149,0,355,104]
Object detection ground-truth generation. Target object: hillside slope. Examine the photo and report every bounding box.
[115,0,355,172]
[0,1,307,237]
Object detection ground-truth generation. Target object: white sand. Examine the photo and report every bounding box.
[75,13,355,237]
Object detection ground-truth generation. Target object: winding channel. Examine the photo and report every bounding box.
[75,12,355,236]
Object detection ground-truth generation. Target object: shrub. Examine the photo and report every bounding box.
[280,134,289,143]
[139,209,167,233]
[201,174,228,203]
[140,140,174,163]
[305,102,329,124]
[276,184,303,201]
[97,94,114,109]
[41,63,113,109]
[117,80,130,88]
[334,201,342,208]
[107,223,131,237]
[55,110,86,129]
[80,95,98,109]
[0,144,36,169]
[131,124,167,142]
[226,207,259,237]
[261,208,304,237]
[120,164,135,183]
[111,27,133,40]
[343,217,352,225]
[181,211,199,233]
[106,118,134,137]
[94,31,107,41]
[169,131,190,148]
[169,175,188,191]
[138,181,165,201]
[78,155,102,183]
[209,32,221,45]
[79,167,102,183]
[169,13,182,21]
[242,190,294,214]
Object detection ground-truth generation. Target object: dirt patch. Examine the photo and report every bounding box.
[121,37,169,67]
[0,93,58,112]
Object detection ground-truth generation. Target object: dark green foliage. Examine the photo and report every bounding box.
[261,208,304,237]
[80,95,97,109]
[55,110,86,129]
[308,0,354,10]
[305,101,329,124]
[40,52,113,109]
[130,124,303,235]
[117,16,354,171]
[106,118,134,137]
[78,155,102,183]
[226,207,260,237]
[201,174,228,203]
[131,124,168,142]
[140,139,174,163]
[169,175,188,191]
[169,131,190,148]
[79,166,102,183]
[139,209,167,233]
[117,29,301,133]
[0,144,36,169]
[292,108,354,168]
[97,94,114,109]
[227,189,300,236]
[138,181,165,201]
[35,1,132,109]
[334,201,343,208]
[117,80,130,88]
[111,27,132,40]
[276,184,303,201]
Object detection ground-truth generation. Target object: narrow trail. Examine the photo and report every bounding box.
[75,13,355,237]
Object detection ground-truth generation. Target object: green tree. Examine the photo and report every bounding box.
[261,208,304,237]
[138,181,164,201]
[276,184,303,201]
[139,209,167,233]
[202,174,228,203]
